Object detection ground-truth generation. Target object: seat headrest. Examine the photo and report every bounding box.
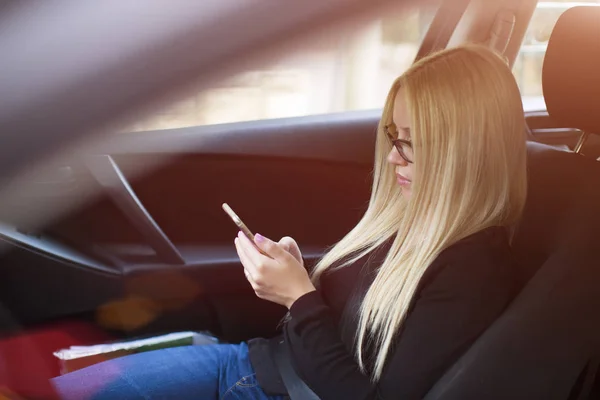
[542,6,600,134]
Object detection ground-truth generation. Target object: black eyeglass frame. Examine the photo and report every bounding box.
[384,124,413,164]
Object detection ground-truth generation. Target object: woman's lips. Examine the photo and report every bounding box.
[396,173,411,187]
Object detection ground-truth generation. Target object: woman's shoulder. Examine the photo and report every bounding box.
[420,226,517,294]
[444,226,510,260]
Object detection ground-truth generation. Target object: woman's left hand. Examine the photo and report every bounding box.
[234,231,316,309]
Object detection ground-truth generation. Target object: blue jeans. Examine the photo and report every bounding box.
[51,342,285,400]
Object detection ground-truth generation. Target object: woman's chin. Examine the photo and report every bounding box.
[400,187,412,199]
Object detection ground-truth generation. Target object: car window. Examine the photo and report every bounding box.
[127,2,440,132]
[514,0,600,111]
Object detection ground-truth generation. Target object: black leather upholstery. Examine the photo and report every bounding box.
[424,7,600,400]
[424,142,600,400]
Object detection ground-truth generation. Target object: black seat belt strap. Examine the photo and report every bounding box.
[271,339,321,400]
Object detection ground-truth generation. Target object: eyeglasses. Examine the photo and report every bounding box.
[384,124,413,164]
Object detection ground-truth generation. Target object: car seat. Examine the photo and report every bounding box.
[424,6,600,400]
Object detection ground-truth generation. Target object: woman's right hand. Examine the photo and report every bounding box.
[277,236,304,267]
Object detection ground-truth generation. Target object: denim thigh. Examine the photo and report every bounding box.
[51,342,285,400]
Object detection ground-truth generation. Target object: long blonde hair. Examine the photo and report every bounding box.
[310,44,527,381]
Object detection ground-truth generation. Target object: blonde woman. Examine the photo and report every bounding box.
[53,44,526,400]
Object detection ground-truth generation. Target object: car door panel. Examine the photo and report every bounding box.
[121,154,371,247]
[0,110,379,341]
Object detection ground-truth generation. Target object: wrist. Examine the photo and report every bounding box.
[287,283,316,309]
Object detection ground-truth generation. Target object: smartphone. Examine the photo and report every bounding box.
[222,203,270,257]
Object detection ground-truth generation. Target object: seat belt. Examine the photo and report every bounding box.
[271,339,321,400]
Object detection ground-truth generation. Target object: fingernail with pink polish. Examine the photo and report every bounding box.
[255,233,265,243]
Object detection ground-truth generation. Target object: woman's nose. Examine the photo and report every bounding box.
[387,148,408,165]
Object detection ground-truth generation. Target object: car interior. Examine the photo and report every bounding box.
[0,0,599,399]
